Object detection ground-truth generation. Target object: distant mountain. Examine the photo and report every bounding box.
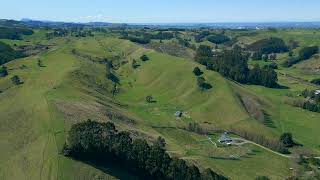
[19,18,112,28]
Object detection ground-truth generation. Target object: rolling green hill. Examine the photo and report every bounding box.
[0,29,320,179]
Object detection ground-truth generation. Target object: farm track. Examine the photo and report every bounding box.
[232,138,293,158]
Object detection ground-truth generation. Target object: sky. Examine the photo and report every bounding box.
[1,0,320,23]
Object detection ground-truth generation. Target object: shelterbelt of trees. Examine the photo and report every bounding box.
[64,120,227,180]
[195,45,279,88]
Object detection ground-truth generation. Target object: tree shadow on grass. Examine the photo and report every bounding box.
[209,156,241,161]
[68,157,140,180]
[277,84,289,89]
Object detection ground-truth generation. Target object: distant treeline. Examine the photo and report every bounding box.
[120,31,175,44]
[64,120,227,180]
[207,34,230,44]
[194,31,230,44]
[46,28,94,38]
[0,42,25,65]
[0,27,33,40]
[195,45,279,88]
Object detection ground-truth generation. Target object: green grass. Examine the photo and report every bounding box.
[1,30,320,180]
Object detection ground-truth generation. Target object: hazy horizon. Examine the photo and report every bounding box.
[1,0,320,23]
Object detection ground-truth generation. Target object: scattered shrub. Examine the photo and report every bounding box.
[106,71,120,84]
[197,77,212,90]
[132,59,140,69]
[140,54,150,62]
[146,95,156,103]
[11,75,23,85]
[193,67,203,76]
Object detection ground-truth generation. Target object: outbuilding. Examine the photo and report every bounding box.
[175,111,183,118]
[218,132,233,144]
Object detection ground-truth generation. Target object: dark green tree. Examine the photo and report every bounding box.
[280,133,295,147]
[298,46,319,60]
[255,176,270,180]
[132,59,140,69]
[140,54,150,61]
[193,67,203,76]
[195,45,213,65]
[197,77,212,90]
[11,75,23,85]
[0,66,8,77]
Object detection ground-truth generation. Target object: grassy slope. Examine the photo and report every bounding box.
[113,40,292,179]
[1,31,319,179]
[0,37,122,179]
[236,30,320,154]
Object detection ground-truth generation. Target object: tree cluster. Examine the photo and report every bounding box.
[302,89,320,103]
[195,31,210,42]
[123,35,151,44]
[11,75,23,85]
[0,66,8,77]
[0,42,25,65]
[207,34,230,44]
[300,101,320,113]
[64,120,227,180]
[290,90,320,113]
[150,32,174,40]
[194,45,214,65]
[298,46,319,60]
[195,45,279,88]
[248,64,278,88]
[0,27,33,40]
[310,78,320,85]
[282,46,319,67]
[193,67,203,76]
[197,77,213,90]
[292,100,320,113]
[279,133,295,148]
[247,37,288,54]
